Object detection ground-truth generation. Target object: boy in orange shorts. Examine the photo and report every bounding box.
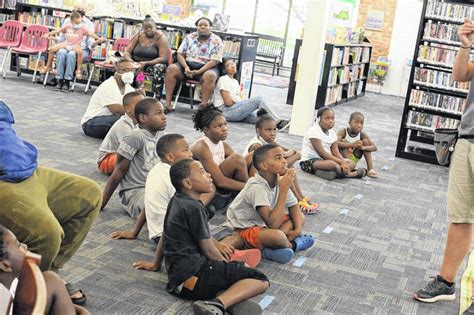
[97,91,144,175]
[225,144,315,264]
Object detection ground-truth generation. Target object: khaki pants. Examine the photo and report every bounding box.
[0,166,102,271]
[447,139,474,223]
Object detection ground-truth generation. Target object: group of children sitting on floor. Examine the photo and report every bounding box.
[90,93,377,313]
[0,92,377,314]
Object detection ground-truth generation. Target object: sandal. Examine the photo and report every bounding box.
[367,169,378,178]
[230,248,262,268]
[299,197,319,214]
[293,234,315,251]
[65,283,86,305]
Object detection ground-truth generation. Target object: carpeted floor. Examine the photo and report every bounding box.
[0,63,464,314]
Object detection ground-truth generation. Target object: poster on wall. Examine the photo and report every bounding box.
[328,0,356,28]
[365,10,385,31]
[240,61,254,99]
[212,13,230,32]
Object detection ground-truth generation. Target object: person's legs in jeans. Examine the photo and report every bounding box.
[81,115,121,139]
[64,50,77,81]
[221,98,261,123]
[55,48,68,80]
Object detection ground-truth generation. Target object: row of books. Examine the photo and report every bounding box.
[407,110,460,131]
[409,89,466,114]
[413,67,469,92]
[93,19,141,40]
[350,47,371,64]
[426,0,473,21]
[347,81,364,98]
[325,85,343,105]
[330,46,370,66]
[331,47,350,66]
[423,21,460,44]
[328,64,366,86]
[90,41,112,60]
[17,12,64,28]
[0,13,13,23]
[163,30,185,49]
[418,45,458,67]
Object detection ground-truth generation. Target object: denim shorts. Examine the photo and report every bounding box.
[177,260,268,301]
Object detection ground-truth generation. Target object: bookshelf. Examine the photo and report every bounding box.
[395,0,471,165]
[286,40,371,108]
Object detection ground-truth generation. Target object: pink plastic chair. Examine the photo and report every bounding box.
[8,24,49,82]
[84,38,130,93]
[0,20,23,78]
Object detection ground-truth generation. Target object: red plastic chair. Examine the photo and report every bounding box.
[0,20,23,78]
[84,37,130,93]
[8,24,49,82]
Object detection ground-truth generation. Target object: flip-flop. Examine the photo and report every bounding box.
[230,248,262,268]
[367,169,378,178]
[293,234,315,251]
[65,283,86,305]
[262,247,294,264]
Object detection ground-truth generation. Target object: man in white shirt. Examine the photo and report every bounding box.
[81,59,137,139]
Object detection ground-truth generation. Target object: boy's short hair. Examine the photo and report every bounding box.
[170,159,194,193]
[123,91,143,107]
[135,98,161,123]
[349,111,364,121]
[156,134,185,159]
[0,225,8,261]
[115,58,131,69]
[252,143,279,170]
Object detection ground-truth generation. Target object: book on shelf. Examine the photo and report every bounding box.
[123,24,141,40]
[409,89,466,114]
[425,0,473,22]
[331,47,344,66]
[417,44,458,67]
[17,12,65,28]
[347,82,357,98]
[413,67,469,92]
[112,20,124,39]
[423,20,460,44]
[356,81,364,94]
[407,110,460,131]
[325,85,343,105]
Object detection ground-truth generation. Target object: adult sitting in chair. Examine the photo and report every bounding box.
[81,59,137,139]
[0,101,102,305]
[164,17,223,113]
[124,15,169,99]
[49,4,94,91]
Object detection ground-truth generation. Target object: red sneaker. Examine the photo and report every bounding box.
[230,249,262,268]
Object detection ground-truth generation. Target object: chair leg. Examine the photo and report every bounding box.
[172,82,182,110]
[32,52,41,83]
[43,71,49,87]
[189,84,194,109]
[272,60,276,77]
[71,77,76,91]
[84,66,94,94]
[1,47,10,79]
[16,52,21,77]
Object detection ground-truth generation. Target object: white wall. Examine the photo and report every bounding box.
[381,0,423,97]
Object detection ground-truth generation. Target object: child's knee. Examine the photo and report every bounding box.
[259,279,270,293]
[271,229,291,247]
[362,139,370,146]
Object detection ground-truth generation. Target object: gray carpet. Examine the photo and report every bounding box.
[0,61,463,314]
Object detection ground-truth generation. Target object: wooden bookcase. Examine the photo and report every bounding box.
[395,0,471,165]
[287,40,371,109]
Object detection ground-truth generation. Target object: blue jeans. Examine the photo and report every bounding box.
[220,96,281,124]
[55,48,89,80]
[81,115,120,139]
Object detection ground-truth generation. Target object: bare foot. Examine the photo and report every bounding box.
[109,230,137,240]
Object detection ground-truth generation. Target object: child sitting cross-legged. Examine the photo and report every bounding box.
[163,159,269,315]
[299,107,367,180]
[97,91,144,175]
[101,98,166,235]
[337,111,378,178]
[243,111,318,214]
[0,225,89,315]
[226,144,315,264]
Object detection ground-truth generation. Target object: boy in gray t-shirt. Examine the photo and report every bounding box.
[226,144,314,264]
[101,98,167,234]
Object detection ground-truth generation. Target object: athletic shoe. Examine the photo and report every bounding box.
[228,299,262,314]
[413,275,455,303]
[276,119,290,131]
[262,247,293,264]
[192,300,225,315]
[230,248,262,268]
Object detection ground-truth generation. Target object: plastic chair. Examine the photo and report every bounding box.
[0,20,23,78]
[140,48,174,98]
[6,24,49,83]
[12,253,47,315]
[84,37,130,93]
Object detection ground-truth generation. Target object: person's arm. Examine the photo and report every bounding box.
[192,60,219,76]
[85,30,105,43]
[106,104,125,115]
[199,238,227,261]
[101,155,130,209]
[132,235,164,271]
[360,132,377,152]
[453,19,474,82]
[192,142,245,191]
[220,89,236,106]
[43,25,66,38]
[336,128,354,149]
[257,169,295,228]
[124,33,139,62]
[212,238,234,260]
[283,149,301,166]
[223,142,235,158]
[110,207,146,239]
[248,143,262,153]
[310,138,343,164]
[286,203,303,241]
[142,33,169,66]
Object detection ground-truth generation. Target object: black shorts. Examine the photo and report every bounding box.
[176,61,220,81]
[177,260,268,301]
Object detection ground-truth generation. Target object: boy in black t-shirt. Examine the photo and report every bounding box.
[163,159,269,315]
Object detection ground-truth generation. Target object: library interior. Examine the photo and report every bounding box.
[1,0,474,314]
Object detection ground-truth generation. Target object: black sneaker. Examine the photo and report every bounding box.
[55,79,64,91]
[413,275,455,303]
[276,119,290,131]
[64,80,71,92]
[46,77,58,87]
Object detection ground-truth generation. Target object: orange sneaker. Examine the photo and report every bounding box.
[299,197,319,214]
[230,249,261,268]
